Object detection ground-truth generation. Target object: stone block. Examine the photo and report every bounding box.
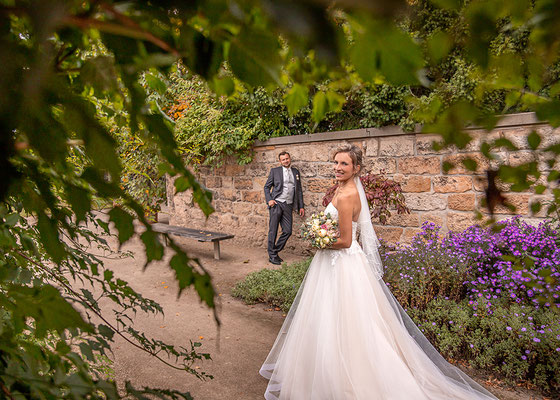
[253,177,268,189]
[538,126,560,148]
[365,157,397,174]
[205,176,222,188]
[213,200,232,213]
[292,143,340,162]
[398,157,440,175]
[373,226,403,244]
[224,164,245,176]
[496,194,531,215]
[218,213,240,228]
[386,212,420,227]
[379,136,415,157]
[433,176,472,193]
[447,212,479,232]
[472,175,511,193]
[416,135,451,155]
[503,128,533,150]
[365,138,379,157]
[234,177,253,190]
[316,163,335,178]
[420,213,445,228]
[297,163,317,177]
[403,193,447,211]
[508,151,536,167]
[243,190,263,203]
[442,153,489,174]
[397,175,431,193]
[253,203,270,217]
[232,202,253,216]
[401,228,423,244]
[221,176,234,189]
[246,163,269,177]
[448,193,476,211]
[306,178,336,193]
[218,189,239,201]
[253,150,277,163]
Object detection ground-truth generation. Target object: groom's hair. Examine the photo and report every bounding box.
[278,151,290,159]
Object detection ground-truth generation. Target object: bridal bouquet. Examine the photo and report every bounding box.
[301,212,339,249]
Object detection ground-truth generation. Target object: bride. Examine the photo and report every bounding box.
[259,144,498,399]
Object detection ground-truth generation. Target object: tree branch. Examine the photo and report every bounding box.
[15,250,203,374]
[62,15,179,57]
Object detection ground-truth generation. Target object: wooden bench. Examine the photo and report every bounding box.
[151,223,234,260]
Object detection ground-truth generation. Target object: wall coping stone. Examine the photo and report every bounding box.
[254,112,545,148]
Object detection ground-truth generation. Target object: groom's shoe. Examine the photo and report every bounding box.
[276,256,283,262]
[269,256,281,265]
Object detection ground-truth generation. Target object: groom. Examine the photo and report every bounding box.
[264,151,305,265]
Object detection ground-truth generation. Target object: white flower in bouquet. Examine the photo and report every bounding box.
[301,212,339,249]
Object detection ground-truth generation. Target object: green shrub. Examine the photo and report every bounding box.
[408,299,560,393]
[231,258,311,312]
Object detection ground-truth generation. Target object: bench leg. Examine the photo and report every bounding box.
[213,241,220,260]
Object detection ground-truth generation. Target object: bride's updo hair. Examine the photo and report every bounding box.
[333,143,363,174]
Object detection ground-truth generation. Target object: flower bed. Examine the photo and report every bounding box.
[381,219,560,392]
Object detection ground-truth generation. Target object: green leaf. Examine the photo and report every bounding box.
[140,230,164,266]
[4,213,20,227]
[536,100,560,127]
[427,31,453,64]
[312,91,328,123]
[527,56,544,92]
[530,201,542,214]
[462,158,478,171]
[349,18,423,85]
[431,0,462,9]
[170,252,195,296]
[547,170,560,182]
[78,342,95,361]
[211,76,235,97]
[285,84,309,116]
[493,138,518,151]
[534,185,546,194]
[527,130,541,150]
[81,56,118,93]
[326,91,345,113]
[108,207,135,244]
[174,176,191,193]
[228,27,282,87]
[549,82,560,97]
[145,73,167,95]
[193,272,215,308]
[37,213,66,264]
[97,324,115,341]
[504,91,522,110]
[66,185,91,224]
[8,285,92,337]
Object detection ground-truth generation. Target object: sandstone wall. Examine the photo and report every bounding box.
[167,112,558,253]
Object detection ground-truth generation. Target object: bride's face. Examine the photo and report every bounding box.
[333,152,359,183]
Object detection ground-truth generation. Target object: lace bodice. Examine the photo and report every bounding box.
[324,202,358,241]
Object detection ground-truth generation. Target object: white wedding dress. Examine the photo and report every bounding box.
[260,179,498,400]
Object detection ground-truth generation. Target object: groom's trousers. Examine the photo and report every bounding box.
[267,201,293,258]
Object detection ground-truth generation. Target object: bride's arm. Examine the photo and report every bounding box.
[330,193,354,249]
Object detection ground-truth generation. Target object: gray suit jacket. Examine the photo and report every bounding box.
[264,166,304,210]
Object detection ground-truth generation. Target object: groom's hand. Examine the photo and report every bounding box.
[268,200,277,207]
[299,208,305,217]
